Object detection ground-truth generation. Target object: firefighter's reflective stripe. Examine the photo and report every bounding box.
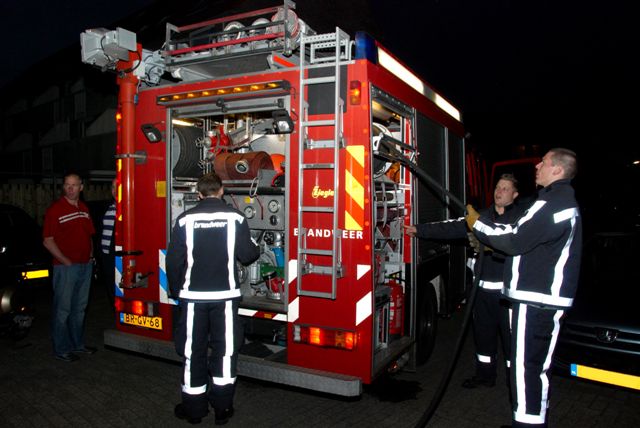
[356,291,372,326]
[345,145,365,231]
[239,308,287,321]
[159,249,178,305]
[115,254,124,297]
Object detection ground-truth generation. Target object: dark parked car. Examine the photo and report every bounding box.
[0,204,51,339]
[554,231,640,390]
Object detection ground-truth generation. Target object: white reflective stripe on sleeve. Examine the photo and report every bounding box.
[506,360,511,368]
[479,280,503,290]
[516,200,545,227]
[477,354,492,363]
[553,208,577,224]
[504,288,573,308]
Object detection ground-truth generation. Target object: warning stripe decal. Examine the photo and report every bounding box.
[345,145,365,231]
[159,249,178,305]
[239,308,287,322]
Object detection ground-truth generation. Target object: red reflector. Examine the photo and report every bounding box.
[114,298,124,312]
[349,80,362,105]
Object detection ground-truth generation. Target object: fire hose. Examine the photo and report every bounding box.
[375,147,486,428]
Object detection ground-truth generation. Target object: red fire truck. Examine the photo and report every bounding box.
[81,1,468,396]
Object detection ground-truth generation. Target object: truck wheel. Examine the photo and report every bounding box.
[416,284,438,365]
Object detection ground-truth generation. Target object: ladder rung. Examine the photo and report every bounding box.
[301,120,335,127]
[300,206,334,213]
[299,248,333,256]
[302,33,339,43]
[305,139,336,149]
[301,163,334,169]
[302,76,336,85]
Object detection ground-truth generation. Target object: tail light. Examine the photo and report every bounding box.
[293,325,356,350]
[349,80,362,105]
[114,297,157,316]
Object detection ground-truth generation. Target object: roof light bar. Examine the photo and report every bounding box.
[376,47,461,121]
[157,80,289,105]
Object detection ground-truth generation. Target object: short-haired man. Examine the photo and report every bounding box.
[470,148,582,428]
[167,172,259,425]
[43,172,97,362]
[406,173,524,389]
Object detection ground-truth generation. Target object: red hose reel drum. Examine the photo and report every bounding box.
[213,151,274,181]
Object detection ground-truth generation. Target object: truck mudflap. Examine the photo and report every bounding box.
[103,329,362,397]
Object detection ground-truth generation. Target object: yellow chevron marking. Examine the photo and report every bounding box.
[345,210,363,231]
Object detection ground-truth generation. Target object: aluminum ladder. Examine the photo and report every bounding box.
[295,28,351,299]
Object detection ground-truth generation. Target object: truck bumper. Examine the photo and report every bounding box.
[104,329,362,397]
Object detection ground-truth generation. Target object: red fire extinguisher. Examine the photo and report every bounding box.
[388,280,404,336]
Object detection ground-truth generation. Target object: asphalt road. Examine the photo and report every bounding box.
[2,282,639,427]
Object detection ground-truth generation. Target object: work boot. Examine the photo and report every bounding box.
[461,376,496,389]
[174,404,204,425]
[214,407,234,425]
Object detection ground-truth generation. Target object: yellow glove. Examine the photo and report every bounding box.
[465,204,480,230]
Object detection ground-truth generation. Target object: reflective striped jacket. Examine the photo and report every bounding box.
[473,179,582,308]
[166,197,260,301]
[415,203,525,291]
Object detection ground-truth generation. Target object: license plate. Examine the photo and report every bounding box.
[571,364,640,390]
[22,269,49,280]
[120,313,163,330]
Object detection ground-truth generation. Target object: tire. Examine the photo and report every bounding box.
[416,283,438,365]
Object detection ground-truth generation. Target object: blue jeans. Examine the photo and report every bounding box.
[51,263,92,355]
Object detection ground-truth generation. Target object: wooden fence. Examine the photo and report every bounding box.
[0,183,112,225]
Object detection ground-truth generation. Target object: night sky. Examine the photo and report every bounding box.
[1,0,638,229]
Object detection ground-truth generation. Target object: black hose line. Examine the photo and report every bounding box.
[375,152,484,427]
[414,248,484,428]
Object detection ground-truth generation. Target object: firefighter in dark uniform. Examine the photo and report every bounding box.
[406,173,525,389]
[167,172,259,425]
[470,148,582,428]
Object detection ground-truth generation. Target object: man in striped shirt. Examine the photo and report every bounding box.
[100,178,117,308]
[470,148,582,428]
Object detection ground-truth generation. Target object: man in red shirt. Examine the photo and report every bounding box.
[43,173,96,362]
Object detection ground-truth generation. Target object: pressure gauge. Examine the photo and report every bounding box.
[244,206,255,219]
[268,200,280,213]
